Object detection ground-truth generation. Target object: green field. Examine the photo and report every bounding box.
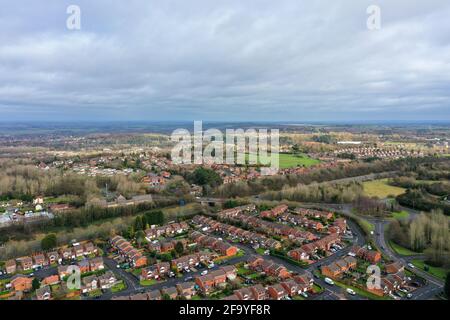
[363,179,406,199]
[245,153,320,169]
[411,260,449,281]
[389,241,418,256]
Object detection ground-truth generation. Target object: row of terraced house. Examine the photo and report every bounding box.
[4,242,98,274]
[110,235,148,267]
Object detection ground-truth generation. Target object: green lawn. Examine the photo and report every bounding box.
[140,279,159,286]
[389,241,418,256]
[363,179,406,199]
[245,153,320,169]
[358,218,375,233]
[411,260,449,281]
[333,280,390,300]
[111,281,126,293]
[88,289,102,297]
[391,211,410,220]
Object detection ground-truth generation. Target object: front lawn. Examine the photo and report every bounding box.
[411,260,448,281]
[140,279,159,286]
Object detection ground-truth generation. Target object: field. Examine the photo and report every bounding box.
[363,179,406,198]
[246,153,320,169]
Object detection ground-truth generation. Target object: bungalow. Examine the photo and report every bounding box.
[176,281,196,299]
[36,285,52,300]
[5,260,17,274]
[267,284,288,300]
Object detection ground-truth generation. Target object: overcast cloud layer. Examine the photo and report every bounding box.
[0,0,449,122]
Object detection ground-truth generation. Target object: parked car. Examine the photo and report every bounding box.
[407,293,413,299]
[300,292,309,298]
[201,270,208,276]
[324,278,334,285]
[346,288,356,295]
[408,263,415,269]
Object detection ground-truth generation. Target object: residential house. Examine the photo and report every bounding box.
[17,256,33,271]
[267,284,288,300]
[162,286,178,300]
[98,271,117,289]
[89,257,105,271]
[42,275,60,286]
[5,260,17,274]
[81,275,98,293]
[176,281,196,299]
[36,285,51,300]
[10,275,33,292]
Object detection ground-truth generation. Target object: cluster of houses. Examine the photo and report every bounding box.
[260,204,289,219]
[190,231,238,257]
[5,242,98,274]
[333,147,424,160]
[218,210,317,244]
[80,271,119,294]
[112,282,198,300]
[57,257,105,279]
[110,236,148,268]
[192,215,282,249]
[141,171,171,188]
[145,221,190,240]
[349,245,382,264]
[288,233,341,262]
[321,256,358,278]
[222,255,314,300]
[195,266,238,294]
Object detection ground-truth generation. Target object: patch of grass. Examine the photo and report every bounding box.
[111,281,126,293]
[411,260,448,281]
[88,289,102,297]
[389,241,418,256]
[391,211,410,220]
[333,280,390,300]
[363,179,406,199]
[140,279,158,286]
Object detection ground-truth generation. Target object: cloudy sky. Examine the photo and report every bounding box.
[0,0,449,122]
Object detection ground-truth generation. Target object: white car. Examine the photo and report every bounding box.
[324,277,334,285]
[201,270,208,276]
[408,263,415,269]
[300,292,308,298]
[346,288,356,295]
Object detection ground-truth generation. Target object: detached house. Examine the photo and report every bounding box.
[267,284,288,300]
[36,285,51,300]
[17,256,33,271]
[5,260,17,274]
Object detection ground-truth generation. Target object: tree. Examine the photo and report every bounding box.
[175,241,184,255]
[445,272,450,299]
[32,278,40,291]
[136,230,146,247]
[134,216,143,231]
[41,234,57,250]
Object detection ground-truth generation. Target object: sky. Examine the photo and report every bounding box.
[0,0,449,122]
